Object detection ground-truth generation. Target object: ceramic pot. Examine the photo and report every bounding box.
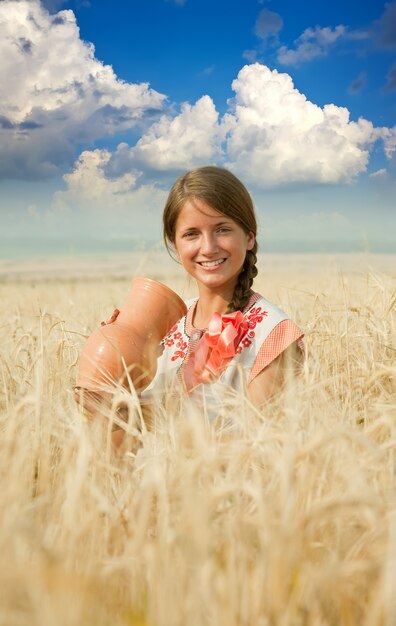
[75,277,186,399]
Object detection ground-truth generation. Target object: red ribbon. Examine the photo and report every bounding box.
[183,311,249,390]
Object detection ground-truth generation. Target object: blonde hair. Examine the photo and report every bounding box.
[163,166,258,312]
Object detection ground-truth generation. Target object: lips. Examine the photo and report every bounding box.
[198,258,226,268]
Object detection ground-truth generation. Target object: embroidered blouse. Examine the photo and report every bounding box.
[142,292,304,419]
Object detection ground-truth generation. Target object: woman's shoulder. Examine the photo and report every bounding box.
[245,292,290,323]
[249,291,304,333]
[244,293,304,383]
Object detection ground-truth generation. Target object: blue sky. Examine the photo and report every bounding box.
[0,0,395,255]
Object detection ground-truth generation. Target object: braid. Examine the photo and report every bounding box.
[227,246,258,313]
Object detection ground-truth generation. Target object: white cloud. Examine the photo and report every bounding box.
[52,63,391,211]
[223,64,382,187]
[369,168,387,179]
[109,96,224,173]
[53,149,166,215]
[277,25,346,65]
[51,97,222,219]
[0,0,165,180]
[382,126,396,159]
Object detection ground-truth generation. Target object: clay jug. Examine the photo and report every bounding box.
[75,277,186,400]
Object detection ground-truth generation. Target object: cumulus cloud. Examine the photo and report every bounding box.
[106,96,224,175]
[0,0,165,180]
[54,63,392,211]
[112,64,383,188]
[223,64,382,187]
[277,25,347,65]
[254,9,283,41]
[53,148,166,216]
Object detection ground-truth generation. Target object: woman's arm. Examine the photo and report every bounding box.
[247,340,303,408]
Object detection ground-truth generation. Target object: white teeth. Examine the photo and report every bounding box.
[199,259,225,267]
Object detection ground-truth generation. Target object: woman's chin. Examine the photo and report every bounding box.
[195,273,238,293]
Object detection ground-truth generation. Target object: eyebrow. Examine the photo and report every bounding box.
[180,221,233,233]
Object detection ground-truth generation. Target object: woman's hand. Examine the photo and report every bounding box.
[100,308,120,326]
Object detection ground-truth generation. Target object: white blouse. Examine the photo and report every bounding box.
[142,292,303,422]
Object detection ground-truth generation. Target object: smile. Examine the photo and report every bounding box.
[198,259,226,267]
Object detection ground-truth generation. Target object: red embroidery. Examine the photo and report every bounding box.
[246,306,268,330]
[167,302,268,365]
[164,324,188,362]
[235,307,267,353]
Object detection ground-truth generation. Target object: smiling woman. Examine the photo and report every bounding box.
[173,198,255,318]
[139,166,305,420]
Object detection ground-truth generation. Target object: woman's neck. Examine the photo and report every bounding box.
[192,292,232,330]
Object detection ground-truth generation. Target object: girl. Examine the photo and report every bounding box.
[139,166,304,420]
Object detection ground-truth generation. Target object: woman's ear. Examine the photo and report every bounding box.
[246,232,255,251]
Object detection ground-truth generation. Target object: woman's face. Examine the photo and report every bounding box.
[174,198,255,297]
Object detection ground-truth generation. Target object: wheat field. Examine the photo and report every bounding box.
[0,252,395,626]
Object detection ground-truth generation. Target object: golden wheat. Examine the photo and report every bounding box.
[0,253,395,626]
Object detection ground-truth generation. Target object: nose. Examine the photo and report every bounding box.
[200,232,218,256]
